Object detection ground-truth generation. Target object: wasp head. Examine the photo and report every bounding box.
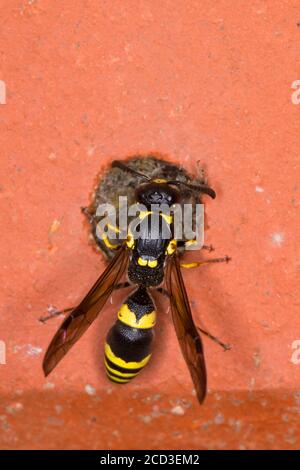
[135,179,180,208]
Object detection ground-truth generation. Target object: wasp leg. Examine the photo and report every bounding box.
[202,244,215,252]
[184,239,215,252]
[39,306,74,323]
[97,221,122,251]
[181,256,231,269]
[81,206,95,224]
[196,160,205,181]
[196,325,231,351]
[101,233,121,250]
[155,287,230,350]
[82,207,121,256]
[40,282,130,324]
[40,280,131,321]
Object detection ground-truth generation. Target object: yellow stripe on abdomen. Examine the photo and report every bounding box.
[106,371,130,383]
[104,344,151,384]
[105,343,151,370]
[104,359,138,379]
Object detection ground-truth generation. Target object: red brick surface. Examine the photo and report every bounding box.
[0,1,299,449]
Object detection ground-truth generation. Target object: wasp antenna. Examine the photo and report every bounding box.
[111,161,150,181]
[168,180,216,199]
[185,182,216,199]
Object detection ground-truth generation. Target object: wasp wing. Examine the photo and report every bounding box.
[165,254,207,403]
[43,244,129,376]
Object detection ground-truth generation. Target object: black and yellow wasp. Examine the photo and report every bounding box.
[42,159,230,404]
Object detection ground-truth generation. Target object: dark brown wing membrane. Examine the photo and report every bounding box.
[165,254,207,403]
[43,244,129,376]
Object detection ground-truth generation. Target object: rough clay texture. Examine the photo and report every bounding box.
[0,1,299,450]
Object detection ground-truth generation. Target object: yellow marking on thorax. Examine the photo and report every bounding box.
[161,213,173,225]
[105,343,151,369]
[138,210,152,220]
[138,210,173,225]
[138,257,158,268]
[165,239,177,255]
[138,257,148,266]
[153,178,167,183]
[105,360,138,378]
[118,303,156,329]
[148,259,158,268]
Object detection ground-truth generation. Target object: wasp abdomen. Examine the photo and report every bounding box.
[104,287,156,383]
